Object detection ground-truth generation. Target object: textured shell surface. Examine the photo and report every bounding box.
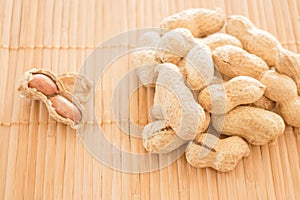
[198,76,266,114]
[185,42,214,90]
[185,133,250,172]
[275,47,300,94]
[260,70,298,102]
[18,68,87,129]
[213,45,269,79]
[142,120,187,153]
[157,28,195,64]
[160,8,225,37]
[154,63,206,140]
[199,33,242,50]
[212,106,285,145]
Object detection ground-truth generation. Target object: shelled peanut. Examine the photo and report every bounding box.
[18,68,90,129]
[28,74,59,96]
[134,8,300,172]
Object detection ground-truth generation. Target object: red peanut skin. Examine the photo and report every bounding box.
[28,74,59,96]
[50,95,81,123]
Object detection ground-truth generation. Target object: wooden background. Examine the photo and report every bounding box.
[0,0,300,199]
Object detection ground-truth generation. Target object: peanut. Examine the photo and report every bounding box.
[212,106,285,145]
[250,95,276,111]
[185,133,250,172]
[28,74,59,96]
[50,95,82,124]
[275,47,300,95]
[19,68,87,129]
[197,33,242,51]
[198,76,266,114]
[184,42,214,90]
[133,49,161,87]
[157,28,195,64]
[213,45,269,79]
[260,70,300,127]
[142,63,207,143]
[176,59,187,78]
[226,15,282,66]
[142,121,186,153]
[160,8,225,37]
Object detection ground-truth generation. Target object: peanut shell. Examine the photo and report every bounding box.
[157,28,195,64]
[18,68,87,129]
[185,133,250,172]
[212,106,285,145]
[260,70,300,127]
[184,42,214,90]
[198,33,242,51]
[58,73,92,103]
[213,45,269,79]
[275,47,300,95]
[198,76,266,114]
[160,8,225,37]
[226,15,282,66]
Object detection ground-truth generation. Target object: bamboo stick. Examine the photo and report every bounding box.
[271,0,289,49]
[268,140,287,200]
[53,125,67,200]
[60,0,75,197]
[224,170,238,200]
[240,148,257,200]
[73,131,85,200]
[206,168,219,200]
[5,3,30,193]
[0,0,13,47]
[31,43,47,199]
[286,0,300,52]
[23,5,39,197]
[188,165,201,200]
[195,169,209,200]
[111,125,122,200]
[260,145,277,199]
[285,127,300,200]
[216,171,229,199]
[250,146,268,200]
[101,124,113,200]
[168,161,180,200]
[277,127,296,200]
[277,0,297,51]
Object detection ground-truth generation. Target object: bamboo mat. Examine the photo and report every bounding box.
[0,0,300,199]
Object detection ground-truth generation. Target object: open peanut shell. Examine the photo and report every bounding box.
[18,68,87,129]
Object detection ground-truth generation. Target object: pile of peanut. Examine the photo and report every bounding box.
[134,8,300,172]
[18,68,92,129]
